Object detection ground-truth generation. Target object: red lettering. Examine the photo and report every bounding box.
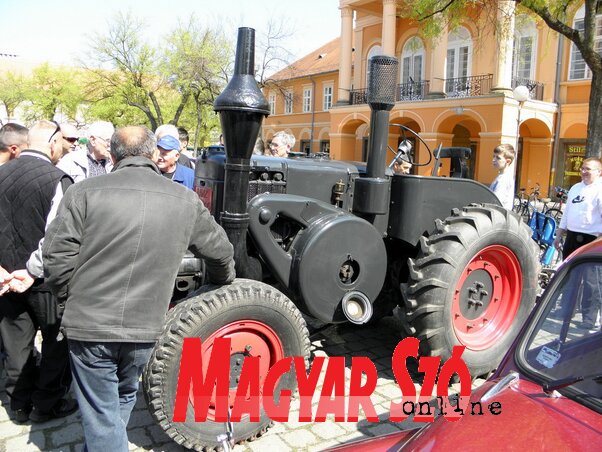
[230,356,261,422]
[173,337,230,422]
[389,338,418,422]
[295,356,324,422]
[347,357,378,422]
[263,357,293,422]
[315,357,346,422]
[436,345,471,422]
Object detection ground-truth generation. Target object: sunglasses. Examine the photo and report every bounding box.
[64,137,79,144]
[48,121,61,143]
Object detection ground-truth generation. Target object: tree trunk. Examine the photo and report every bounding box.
[586,70,602,158]
[171,92,190,125]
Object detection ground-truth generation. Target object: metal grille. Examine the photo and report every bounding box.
[367,56,398,108]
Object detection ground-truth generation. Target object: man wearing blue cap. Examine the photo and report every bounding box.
[156,135,195,190]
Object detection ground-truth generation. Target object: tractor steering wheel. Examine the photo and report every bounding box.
[388,124,433,167]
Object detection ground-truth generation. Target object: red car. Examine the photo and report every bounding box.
[332,239,602,450]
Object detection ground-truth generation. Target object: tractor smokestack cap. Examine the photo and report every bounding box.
[367,55,398,111]
[214,27,270,115]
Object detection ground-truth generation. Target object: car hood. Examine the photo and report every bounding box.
[329,378,601,451]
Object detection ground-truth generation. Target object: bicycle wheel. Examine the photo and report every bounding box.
[544,208,563,223]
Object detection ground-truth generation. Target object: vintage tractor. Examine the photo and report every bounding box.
[143,28,539,450]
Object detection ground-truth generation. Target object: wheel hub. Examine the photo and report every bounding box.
[452,245,522,351]
[459,270,493,320]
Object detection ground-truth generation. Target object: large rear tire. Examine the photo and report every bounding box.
[400,204,539,377]
[143,279,310,451]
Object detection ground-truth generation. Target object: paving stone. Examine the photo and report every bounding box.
[366,421,402,437]
[280,429,317,448]
[147,423,173,444]
[29,415,68,431]
[310,421,346,440]
[307,439,340,451]
[5,431,46,451]
[50,422,84,447]
[246,433,290,452]
[0,419,29,438]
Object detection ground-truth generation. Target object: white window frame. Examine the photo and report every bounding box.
[513,17,538,80]
[268,93,276,115]
[400,37,425,83]
[323,83,333,111]
[366,45,382,85]
[445,27,472,86]
[569,6,602,80]
[284,90,293,114]
[303,86,312,113]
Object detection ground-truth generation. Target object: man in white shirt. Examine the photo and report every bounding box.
[554,157,602,329]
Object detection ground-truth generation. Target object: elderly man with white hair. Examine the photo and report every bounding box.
[57,121,114,182]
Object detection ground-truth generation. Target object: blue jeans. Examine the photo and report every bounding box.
[68,340,154,452]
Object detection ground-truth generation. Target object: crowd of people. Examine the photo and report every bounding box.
[0,120,235,450]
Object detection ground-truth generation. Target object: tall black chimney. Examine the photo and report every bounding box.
[353,55,398,216]
[214,27,269,280]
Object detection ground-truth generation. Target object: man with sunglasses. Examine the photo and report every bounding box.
[57,121,114,182]
[0,120,77,423]
[59,123,80,158]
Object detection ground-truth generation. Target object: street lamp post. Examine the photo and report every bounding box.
[512,85,529,195]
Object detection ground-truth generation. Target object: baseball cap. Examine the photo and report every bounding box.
[157,135,180,151]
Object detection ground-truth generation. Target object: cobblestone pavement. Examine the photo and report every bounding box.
[0,312,484,451]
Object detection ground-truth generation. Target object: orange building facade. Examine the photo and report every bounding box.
[262,0,594,196]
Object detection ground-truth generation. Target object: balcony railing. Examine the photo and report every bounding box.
[350,80,430,105]
[445,74,493,98]
[511,77,544,101]
[397,80,430,101]
[350,88,367,105]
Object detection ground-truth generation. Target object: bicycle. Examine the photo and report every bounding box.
[541,186,567,223]
[513,183,540,222]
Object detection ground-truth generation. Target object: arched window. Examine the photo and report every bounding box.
[569,5,602,80]
[513,16,538,80]
[445,27,472,92]
[366,45,382,84]
[400,37,425,83]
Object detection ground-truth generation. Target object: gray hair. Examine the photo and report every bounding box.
[272,131,295,149]
[110,126,156,162]
[155,124,179,140]
[87,121,114,139]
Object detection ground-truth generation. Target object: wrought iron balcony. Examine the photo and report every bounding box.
[350,88,367,105]
[511,77,544,101]
[397,80,430,101]
[350,80,430,105]
[445,74,493,98]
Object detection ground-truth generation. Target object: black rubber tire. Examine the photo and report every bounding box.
[544,208,563,223]
[400,204,539,377]
[143,279,310,451]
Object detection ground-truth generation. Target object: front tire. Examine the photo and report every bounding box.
[401,204,539,377]
[143,279,310,451]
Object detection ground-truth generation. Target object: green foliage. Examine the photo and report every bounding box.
[0,71,29,121]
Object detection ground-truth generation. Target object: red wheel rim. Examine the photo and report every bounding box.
[452,245,522,351]
[189,320,284,421]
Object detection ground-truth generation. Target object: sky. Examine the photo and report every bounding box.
[0,0,341,67]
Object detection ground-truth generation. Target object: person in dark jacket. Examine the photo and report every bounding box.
[42,125,235,450]
[0,120,77,423]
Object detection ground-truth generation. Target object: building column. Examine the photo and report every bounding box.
[382,0,397,56]
[427,22,448,99]
[337,6,354,105]
[492,0,516,93]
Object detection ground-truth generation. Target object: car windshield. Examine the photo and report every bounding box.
[518,259,601,412]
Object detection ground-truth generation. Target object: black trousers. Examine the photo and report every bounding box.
[0,290,72,411]
[561,230,600,326]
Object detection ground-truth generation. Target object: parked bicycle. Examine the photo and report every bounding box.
[513,183,540,222]
[540,186,567,223]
